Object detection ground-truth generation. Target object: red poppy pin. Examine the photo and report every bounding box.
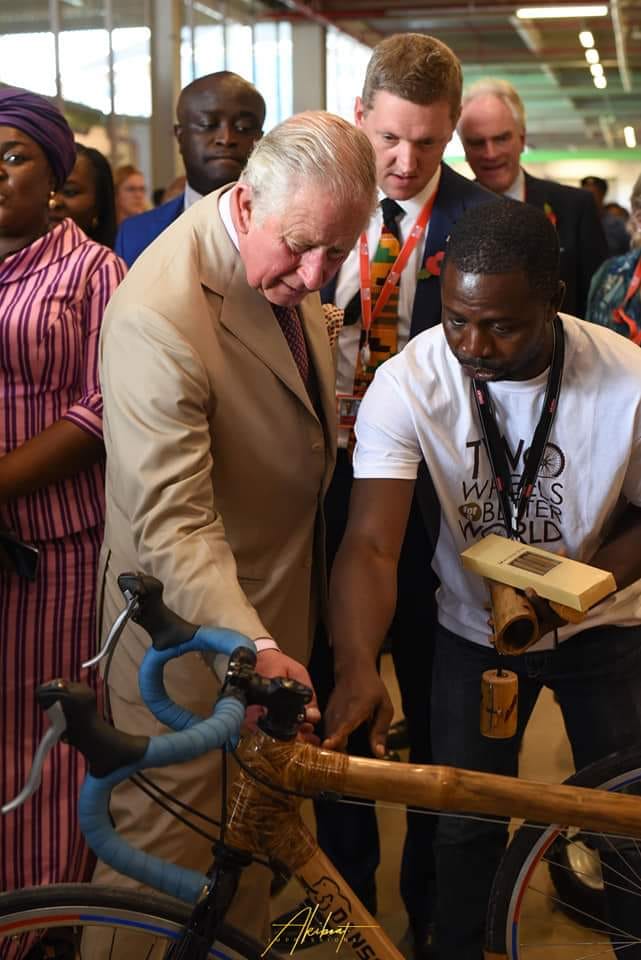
[417,250,445,281]
[543,202,557,227]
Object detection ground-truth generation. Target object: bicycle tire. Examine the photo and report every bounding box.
[0,883,275,960]
[485,744,641,959]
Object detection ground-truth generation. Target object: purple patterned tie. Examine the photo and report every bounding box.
[272,305,310,388]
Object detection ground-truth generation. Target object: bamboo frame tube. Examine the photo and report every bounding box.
[337,755,641,838]
[233,732,641,841]
[291,847,405,960]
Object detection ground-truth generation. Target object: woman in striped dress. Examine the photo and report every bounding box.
[0,88,125,924]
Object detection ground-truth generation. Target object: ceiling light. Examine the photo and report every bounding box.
[593,75,607,88]
[516,5,608,18]
[585,47,600,63]
[624,126,637,148]
[590,62,604,76]
[579,29,595,46]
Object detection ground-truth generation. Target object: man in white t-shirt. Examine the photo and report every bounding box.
[323,198,641,959]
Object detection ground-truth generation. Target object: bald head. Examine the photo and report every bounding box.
[174,71,265,196]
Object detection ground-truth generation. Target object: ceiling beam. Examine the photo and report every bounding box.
[610,0,633,91]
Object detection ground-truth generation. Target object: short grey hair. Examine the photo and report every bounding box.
[460,78,526,134]
[239,110,377,222]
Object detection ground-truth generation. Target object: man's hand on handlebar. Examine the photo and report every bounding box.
[321,665,394,759]
[245,649,321,744]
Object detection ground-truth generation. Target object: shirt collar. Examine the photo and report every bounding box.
[184,182,203,211]
[502,167,526,202]
[218,185,240,251]
[377,165,442,220]
[0,219,87,285]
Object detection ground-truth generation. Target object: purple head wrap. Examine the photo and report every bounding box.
[0,86,76,188]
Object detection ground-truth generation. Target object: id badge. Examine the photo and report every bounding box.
[336,394,361,431]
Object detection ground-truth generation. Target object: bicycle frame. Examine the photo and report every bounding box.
[6,573,641,960]
[220,728,641,960]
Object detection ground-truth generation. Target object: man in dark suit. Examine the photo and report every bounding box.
[458,78,607,318]
[115,71,265,267]
[311,32,492,959]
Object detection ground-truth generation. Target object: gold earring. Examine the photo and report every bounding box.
[48,190,57,210]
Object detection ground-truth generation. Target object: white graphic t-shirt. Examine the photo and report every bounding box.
[353,313,641,649]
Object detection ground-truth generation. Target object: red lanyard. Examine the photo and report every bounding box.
[612,254,641,345]
[358,192,436,338]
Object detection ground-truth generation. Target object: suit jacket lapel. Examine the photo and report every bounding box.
[411,165,458,335]
[523,171,546,207]
[198,188,321,420]
[219,258,324,422]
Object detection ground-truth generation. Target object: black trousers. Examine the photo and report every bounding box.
[431,623,641,959]
[311,449,438,932]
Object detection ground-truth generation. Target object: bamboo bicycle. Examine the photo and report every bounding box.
[2,573,641,960]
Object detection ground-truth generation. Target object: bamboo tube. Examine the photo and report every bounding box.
[336,754,641,838]
[488,580,539,654]
[270,734,641,838]
[480,669,518,738]
[230,731,641,859]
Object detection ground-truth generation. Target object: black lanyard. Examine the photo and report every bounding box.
[471,314,565,541]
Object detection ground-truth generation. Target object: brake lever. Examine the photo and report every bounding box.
[1,698,67,814]
[82,588,140,669]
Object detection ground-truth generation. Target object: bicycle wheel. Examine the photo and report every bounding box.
[486,744,641,959]
[0,884,272,960]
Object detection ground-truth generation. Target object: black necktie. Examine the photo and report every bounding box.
[380,197,404,241]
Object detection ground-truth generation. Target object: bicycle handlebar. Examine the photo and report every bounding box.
[4,572,312,904]
[35,678,247,903]
[117,573,257,731]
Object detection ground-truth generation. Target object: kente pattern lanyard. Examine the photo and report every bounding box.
[357,192,436,366]
[471,314,565,541]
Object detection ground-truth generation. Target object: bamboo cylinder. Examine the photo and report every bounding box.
[336,754,641,838]
[481,669,518,739]
[489,580,539,654]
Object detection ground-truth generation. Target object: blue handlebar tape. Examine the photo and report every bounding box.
[139,626,256,731]
[78,694,246,903]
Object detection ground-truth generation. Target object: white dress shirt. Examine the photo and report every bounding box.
[218,186,239,249]
[503,167,526,202]
[334,167,441,445]
[184,183,204,211]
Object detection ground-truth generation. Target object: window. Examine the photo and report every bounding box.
[326,26,371,120]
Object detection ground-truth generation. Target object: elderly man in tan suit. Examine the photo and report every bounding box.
[90,111,377,950]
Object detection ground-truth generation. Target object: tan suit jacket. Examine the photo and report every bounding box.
[98,185,337,704]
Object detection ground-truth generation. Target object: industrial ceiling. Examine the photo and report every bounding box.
[267,0,641,150]
[1,0,639,149]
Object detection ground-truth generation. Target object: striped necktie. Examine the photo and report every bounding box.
[353,197,404,396]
